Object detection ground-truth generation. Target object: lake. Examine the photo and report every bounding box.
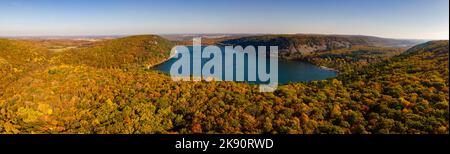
[153,46,337,84]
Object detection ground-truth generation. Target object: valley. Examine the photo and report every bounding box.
[0,35,448,134]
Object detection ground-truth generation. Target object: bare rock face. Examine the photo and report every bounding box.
[220,34,421,60]
[267,40,354,60]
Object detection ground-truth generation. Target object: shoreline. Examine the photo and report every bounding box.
[147,56,173,69]
[147,53,341,74]
[319,65,339,72]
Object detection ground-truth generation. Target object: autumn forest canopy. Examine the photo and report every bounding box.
[0,35,448,134]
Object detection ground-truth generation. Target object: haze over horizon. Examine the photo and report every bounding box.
[1,0,448,40]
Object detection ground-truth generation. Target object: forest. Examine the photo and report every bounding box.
[0,35,448,134]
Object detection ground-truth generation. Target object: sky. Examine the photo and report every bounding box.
[0,0,448,40]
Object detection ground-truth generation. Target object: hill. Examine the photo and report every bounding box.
[302,45,406,72]
[333,40,449,133]
[50,35,174,69]
[220,34,423,59]
[160,34,256,45]
[0,39,49,92]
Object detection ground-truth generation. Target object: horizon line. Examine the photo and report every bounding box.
[0,33,446,41]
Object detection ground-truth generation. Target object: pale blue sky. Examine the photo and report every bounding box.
[0,0,448,39]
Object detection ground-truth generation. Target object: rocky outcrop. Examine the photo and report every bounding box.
[220,34,423,60]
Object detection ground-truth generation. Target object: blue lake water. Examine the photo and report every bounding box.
[153,46,337,84]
